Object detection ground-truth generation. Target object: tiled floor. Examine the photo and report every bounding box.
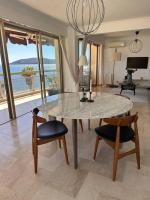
[0,87,150,200]
[0,93,42,124]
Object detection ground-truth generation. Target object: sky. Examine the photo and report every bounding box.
[7,40,56,63]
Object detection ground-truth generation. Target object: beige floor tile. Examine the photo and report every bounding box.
[31,184,74,200]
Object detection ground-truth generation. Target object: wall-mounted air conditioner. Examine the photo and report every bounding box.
[108,41,126,48]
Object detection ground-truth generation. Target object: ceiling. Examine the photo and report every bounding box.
[17,0,150,24]
[100,29,150,38]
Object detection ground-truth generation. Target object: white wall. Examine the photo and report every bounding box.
[103,34,150,85]
[0,0,67,36]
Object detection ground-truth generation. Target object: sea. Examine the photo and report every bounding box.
[0,64,57,93]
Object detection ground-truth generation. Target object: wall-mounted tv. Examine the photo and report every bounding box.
[127,57,149,69]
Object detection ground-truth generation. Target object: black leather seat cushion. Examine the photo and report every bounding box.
[37,120,68,139]
[95,125,135,143]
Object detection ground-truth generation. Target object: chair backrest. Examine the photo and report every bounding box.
[103,113,138,126]
[32,108,47,124]
[33,107,40,115]
[32,108,47,139]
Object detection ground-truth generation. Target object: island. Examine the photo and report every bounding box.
[11,57,56,65]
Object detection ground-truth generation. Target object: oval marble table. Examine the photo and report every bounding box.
[39,92,133,169]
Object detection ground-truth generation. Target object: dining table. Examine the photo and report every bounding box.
[38,92,133,169]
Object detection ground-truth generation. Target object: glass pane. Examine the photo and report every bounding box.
[79,40,90,90]
[41,36,61,96]
[0,53,9,124]
[91,44,98,85]
[5,28,41,117]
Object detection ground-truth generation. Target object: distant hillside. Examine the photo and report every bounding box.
[11,57,56,65]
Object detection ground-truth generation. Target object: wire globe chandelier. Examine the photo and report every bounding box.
[129,31,143,53]
[66,0,105,36]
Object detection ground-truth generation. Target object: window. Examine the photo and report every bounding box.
[0,21,63,121]
[78,39,99,90]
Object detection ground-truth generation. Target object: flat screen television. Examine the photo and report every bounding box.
[127,57,149,69]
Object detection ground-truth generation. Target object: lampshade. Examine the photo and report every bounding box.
[112,52,121,61]
[78,55,88,67]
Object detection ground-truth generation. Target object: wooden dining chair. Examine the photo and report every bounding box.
[32,108,69,173]
[99,94,131,126]
[61,118,84,132]
[94,113,140,181]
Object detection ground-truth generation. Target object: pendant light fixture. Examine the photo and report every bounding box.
[66,0,105,68]
[66,0,105,36]
[129,31,143,53]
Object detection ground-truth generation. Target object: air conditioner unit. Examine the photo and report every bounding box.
[108,41,125,48]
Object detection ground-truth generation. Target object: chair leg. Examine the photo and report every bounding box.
[62,136,69,165]
[33,143,38,174]
[32,139,34,155]
[112,144,119,181]
[79,119,83,132]
[99,118,102,126]
[58,139,61,148]
[93,136,101,160]
[135,135,140,169]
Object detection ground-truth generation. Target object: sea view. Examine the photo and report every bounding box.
[0,64,57,94]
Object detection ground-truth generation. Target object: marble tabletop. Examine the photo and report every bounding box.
[39,92,133,120]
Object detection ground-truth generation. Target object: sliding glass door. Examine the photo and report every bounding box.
[0,53,10,124]
[40,35,61,97]
[0,21,16,124]
[79,39,99,89]
[0,19,62,122]
[5,27,41,117]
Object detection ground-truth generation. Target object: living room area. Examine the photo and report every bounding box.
[103,29,150,93]
[78,27,150,106]
[0,0,150,200]
[82,29,150,92]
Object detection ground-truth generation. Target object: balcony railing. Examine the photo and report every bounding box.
[0,69,59,102]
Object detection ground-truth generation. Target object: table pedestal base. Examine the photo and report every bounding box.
[72,119,78,169]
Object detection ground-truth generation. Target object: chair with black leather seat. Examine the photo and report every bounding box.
[32,108,69,173]
[94,113,140,181]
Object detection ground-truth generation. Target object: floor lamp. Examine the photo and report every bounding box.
[109,48,121,88]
